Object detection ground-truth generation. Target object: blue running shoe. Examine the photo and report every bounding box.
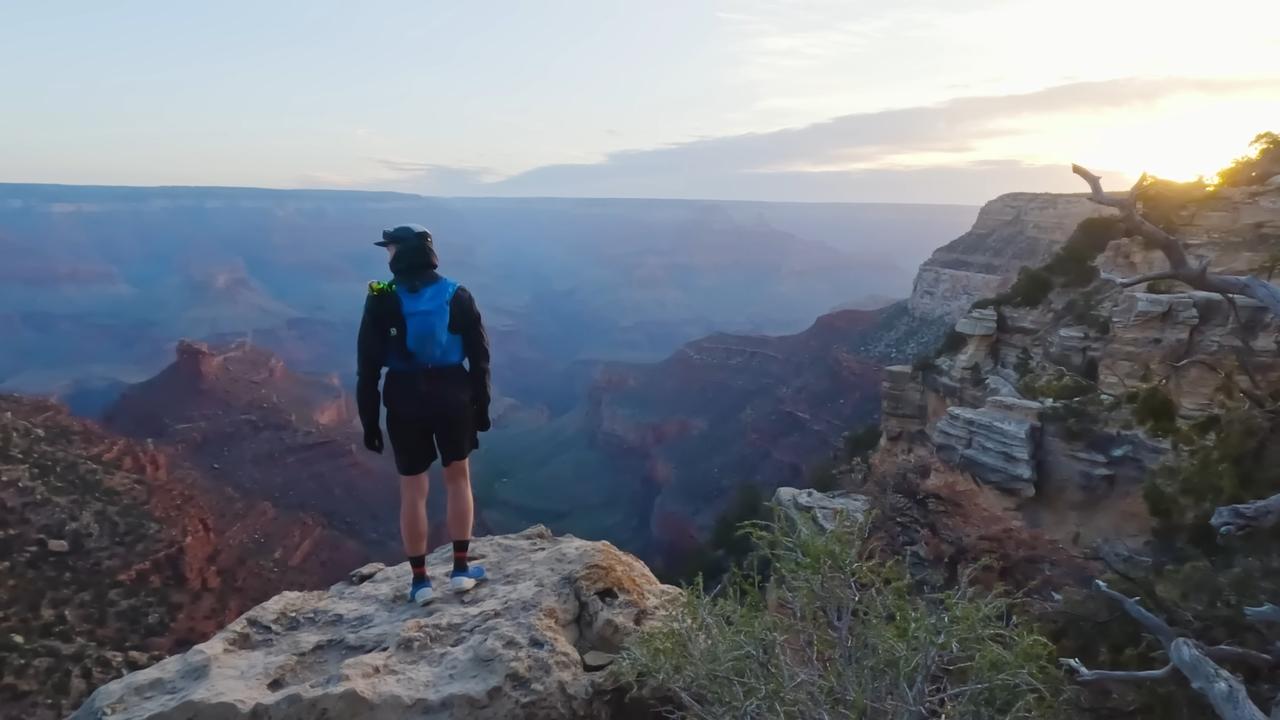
[449,565,487,593]
[408,578,434,606]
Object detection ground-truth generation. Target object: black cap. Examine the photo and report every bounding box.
[375,223,433,247]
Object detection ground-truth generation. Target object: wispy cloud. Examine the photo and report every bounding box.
[370,76,1279,203]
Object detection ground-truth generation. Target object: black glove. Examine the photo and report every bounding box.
[474,404,492,433]
[363,425,384,453]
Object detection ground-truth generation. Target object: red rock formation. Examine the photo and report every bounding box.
[0,394,370,720]
[488,307,894,565]
[103,340,486,552]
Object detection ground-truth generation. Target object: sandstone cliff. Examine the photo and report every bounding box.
[909,193,1111,319]
[877,182,1280,551]
[72,526,678,720]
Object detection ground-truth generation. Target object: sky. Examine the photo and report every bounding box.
[1,0,1278,204]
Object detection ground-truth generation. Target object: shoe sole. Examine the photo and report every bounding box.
[455,573,494,591]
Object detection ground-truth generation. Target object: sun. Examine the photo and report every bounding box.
[1070,94,1280,183]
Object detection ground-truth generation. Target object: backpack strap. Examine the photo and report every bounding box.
[367,279,396,296]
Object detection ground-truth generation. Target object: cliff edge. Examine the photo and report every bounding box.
[878,181,1280,551]
[72,526,678,720]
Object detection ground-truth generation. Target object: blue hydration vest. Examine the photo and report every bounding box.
[390,277,465,370]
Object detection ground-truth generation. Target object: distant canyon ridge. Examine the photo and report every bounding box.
[0,184,975,415]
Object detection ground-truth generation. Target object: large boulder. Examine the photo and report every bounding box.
[772,487,871,531]
[72,526,678,720]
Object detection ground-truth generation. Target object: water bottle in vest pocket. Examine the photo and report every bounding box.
[396,278,465,367]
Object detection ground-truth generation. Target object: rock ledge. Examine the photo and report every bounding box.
[73,526,677,720]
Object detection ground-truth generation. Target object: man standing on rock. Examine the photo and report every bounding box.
[357,224,491,605]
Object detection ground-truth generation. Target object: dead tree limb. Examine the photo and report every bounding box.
[1059,658,1174,682]
[1062,580,1274,720]
[1093,580,1179,648]
[1170,638,1269,720]
[1246,604,1280,625]
[1163,358,1274,410]
[1072,165,1280,318]
[1211,492,1280,536]
[1203,644,1278,670]
[1120,270,1180,288]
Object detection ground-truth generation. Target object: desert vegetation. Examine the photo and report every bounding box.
[0,397,179,719]
[621,515,1067,719]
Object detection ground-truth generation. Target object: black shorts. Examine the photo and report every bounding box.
[383,369,477,476]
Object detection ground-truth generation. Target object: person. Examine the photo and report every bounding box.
[356,223,492,605]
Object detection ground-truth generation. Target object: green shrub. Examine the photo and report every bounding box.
[1088,313,1111,336]
[1215,130,1279,187]
[936,329,967,357]
[1135,176,1213,231]
[1128,385,1179,437]
[620,518,1068,720]
[1146,407,1280,553]
[1053,404,1280,719]
[1042,396,1111,442]
[1144,279,1180,294]
[1004,267,1054,307]
[971,266,1054,311]
[670,483,769,585]
[1020,370,1095,401]
[1043,216,1125,287]
[841,424,881,461]
[807,458,840,493]
[1013,348,1035,379]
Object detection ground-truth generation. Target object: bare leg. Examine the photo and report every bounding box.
[399,473,429,557]
[442,458,474,541]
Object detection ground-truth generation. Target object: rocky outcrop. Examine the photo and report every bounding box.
[73,526,678,720]
[881,364,926,440]
[909,193,1112,319]
[929,401,1041,496]
[1097,290,1280,416]
[876,182,1280,550]
[772,487,870,531]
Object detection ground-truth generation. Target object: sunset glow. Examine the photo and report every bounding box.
[2,1,1278,202]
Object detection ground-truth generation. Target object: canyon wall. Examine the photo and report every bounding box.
[908,193,1110,319]
[878,182,1280,550]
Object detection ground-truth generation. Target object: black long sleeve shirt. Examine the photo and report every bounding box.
[356,276,491,432]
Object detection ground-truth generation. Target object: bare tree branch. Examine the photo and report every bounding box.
[1060,658,1175,682]
[1063,580,1273,719]
[1203,644,1278,670]
[1072,164,1280,318]
[1163,358,1275,410]
[1170,638,1269,720]
[1245,604,1280,625]
[1093,579,1179,649]
[1211,492,1280,536]
[1120,270,1180,288]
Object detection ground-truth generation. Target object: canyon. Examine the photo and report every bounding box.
[0,184,975,416]
[14,174,1280,718]
[477,190,1133,565]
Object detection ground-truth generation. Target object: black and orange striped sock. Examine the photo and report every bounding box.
[452,540,470,573]
[409,554,427,583]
